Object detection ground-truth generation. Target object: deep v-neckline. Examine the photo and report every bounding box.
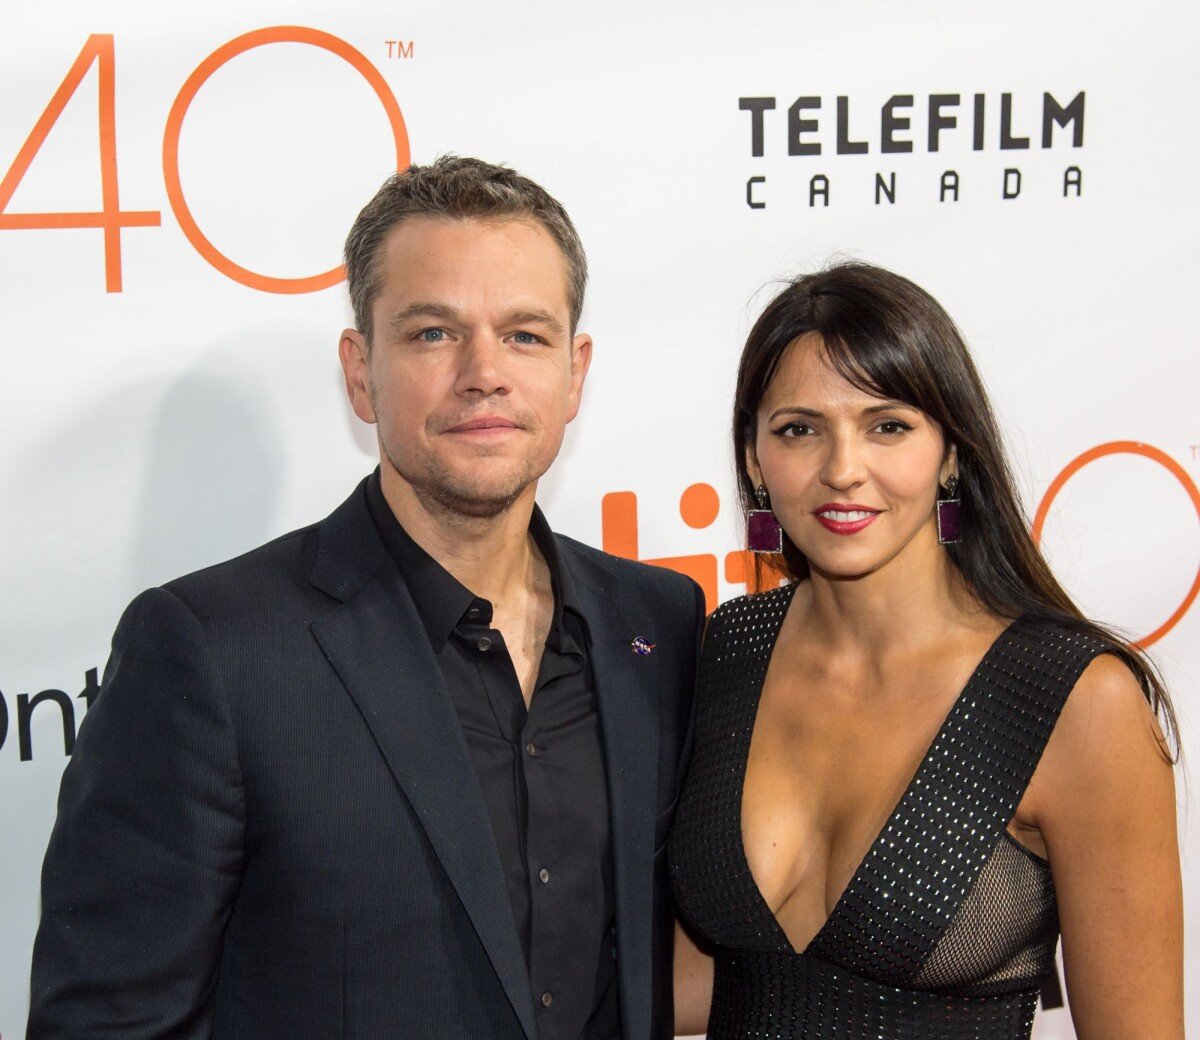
[735,589,1022,957]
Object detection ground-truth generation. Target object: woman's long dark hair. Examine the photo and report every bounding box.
[733,261,1179,757]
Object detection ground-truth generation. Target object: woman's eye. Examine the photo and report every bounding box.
[776,422,814,437]
[875,419,912,435]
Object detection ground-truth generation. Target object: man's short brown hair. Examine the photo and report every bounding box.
[344,155,588,341]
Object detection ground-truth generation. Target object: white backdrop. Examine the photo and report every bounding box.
[1,1,1196,1036]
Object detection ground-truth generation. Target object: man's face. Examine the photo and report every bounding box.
[340,216,591,519]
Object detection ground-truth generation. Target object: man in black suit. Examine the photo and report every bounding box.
[28,156,703,1040]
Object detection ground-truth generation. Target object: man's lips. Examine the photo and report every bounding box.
[812,503,881,535]
[443,416,522,435]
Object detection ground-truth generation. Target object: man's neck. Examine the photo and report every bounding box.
[378,465,541,605]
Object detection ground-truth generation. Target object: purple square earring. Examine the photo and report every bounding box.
[747,485,783,554]
[937,474,961,545]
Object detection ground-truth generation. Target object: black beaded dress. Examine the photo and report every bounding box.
[669,584,1107,1040]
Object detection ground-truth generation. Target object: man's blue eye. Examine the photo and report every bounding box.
[513,332,539,344]
[419,329,445,342]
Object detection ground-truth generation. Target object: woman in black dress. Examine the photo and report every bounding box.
[670,263,1183,1039]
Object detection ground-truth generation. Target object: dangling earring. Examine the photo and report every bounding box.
[747,485,783,554]
[937,474,961,545]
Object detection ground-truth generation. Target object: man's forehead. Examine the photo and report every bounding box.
[380,214,559,263]
[373,215,572,314]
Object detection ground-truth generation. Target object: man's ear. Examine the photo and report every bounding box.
[339,329,377,425]
[565,332,593,423]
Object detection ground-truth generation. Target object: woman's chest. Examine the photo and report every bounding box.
[740,683,948,937]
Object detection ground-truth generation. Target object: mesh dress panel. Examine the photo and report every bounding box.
[669,586,1107,1040]
[914,834,1058,997]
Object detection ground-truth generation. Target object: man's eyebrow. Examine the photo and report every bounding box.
[384,304,566,337]
[767,400,917,422]
[501,309,566,336]
[387,302,461,330]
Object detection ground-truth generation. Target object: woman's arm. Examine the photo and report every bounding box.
[1029,654,1183,1039]
[674,918,715,1037]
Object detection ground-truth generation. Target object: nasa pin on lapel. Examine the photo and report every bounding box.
[629,636,656,657]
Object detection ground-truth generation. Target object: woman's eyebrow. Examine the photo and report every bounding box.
[767,400,915,422]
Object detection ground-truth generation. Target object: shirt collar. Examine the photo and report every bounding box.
[364,469,582,650]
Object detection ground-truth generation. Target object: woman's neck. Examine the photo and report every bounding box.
[796,533,988,664]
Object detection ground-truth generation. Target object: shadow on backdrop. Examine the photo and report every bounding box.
[129,352,286,591]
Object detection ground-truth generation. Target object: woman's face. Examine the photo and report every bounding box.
[749,332,956,582]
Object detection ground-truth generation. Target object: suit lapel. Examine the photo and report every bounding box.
[569,562,660,1040]
[309,486,537,1040]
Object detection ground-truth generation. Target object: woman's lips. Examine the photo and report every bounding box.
[813,505,881,535]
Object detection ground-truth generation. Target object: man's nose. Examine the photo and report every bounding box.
[453,335,511,397]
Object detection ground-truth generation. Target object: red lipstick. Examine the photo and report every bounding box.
[812,503,881,535]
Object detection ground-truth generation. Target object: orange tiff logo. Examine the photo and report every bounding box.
[608,441,1200,647]
[602,483,786,614]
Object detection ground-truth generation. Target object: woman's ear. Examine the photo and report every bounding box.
[745,446,763,492]
[940,443,959,486]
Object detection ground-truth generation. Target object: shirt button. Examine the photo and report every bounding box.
[540,992,553,1008]
[525,742,537,757]
[466,606,481,620]
[476,637,492,652]
[538,868,550,884]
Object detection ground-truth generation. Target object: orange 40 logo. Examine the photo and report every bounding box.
[0,29,408,293]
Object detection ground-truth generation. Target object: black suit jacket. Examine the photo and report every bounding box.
[28,479,703,1040]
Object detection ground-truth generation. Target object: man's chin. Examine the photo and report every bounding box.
[415,476,537,520]
[437,491,523,519]
[381,447,546,521]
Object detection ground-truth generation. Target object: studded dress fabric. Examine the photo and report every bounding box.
[669,584,1108,1039]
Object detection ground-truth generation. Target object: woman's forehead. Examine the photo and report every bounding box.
[764,334,898,410]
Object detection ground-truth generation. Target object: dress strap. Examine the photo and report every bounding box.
[670,585,799,953]
[808,617,1109,985]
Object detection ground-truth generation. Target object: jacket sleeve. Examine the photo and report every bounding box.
[28,586,245,1039]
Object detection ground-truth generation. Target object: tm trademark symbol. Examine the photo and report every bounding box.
[1189,444,1199,460]
[385,40,414,59]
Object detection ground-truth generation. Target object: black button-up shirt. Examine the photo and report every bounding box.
[366,474,619,1040]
